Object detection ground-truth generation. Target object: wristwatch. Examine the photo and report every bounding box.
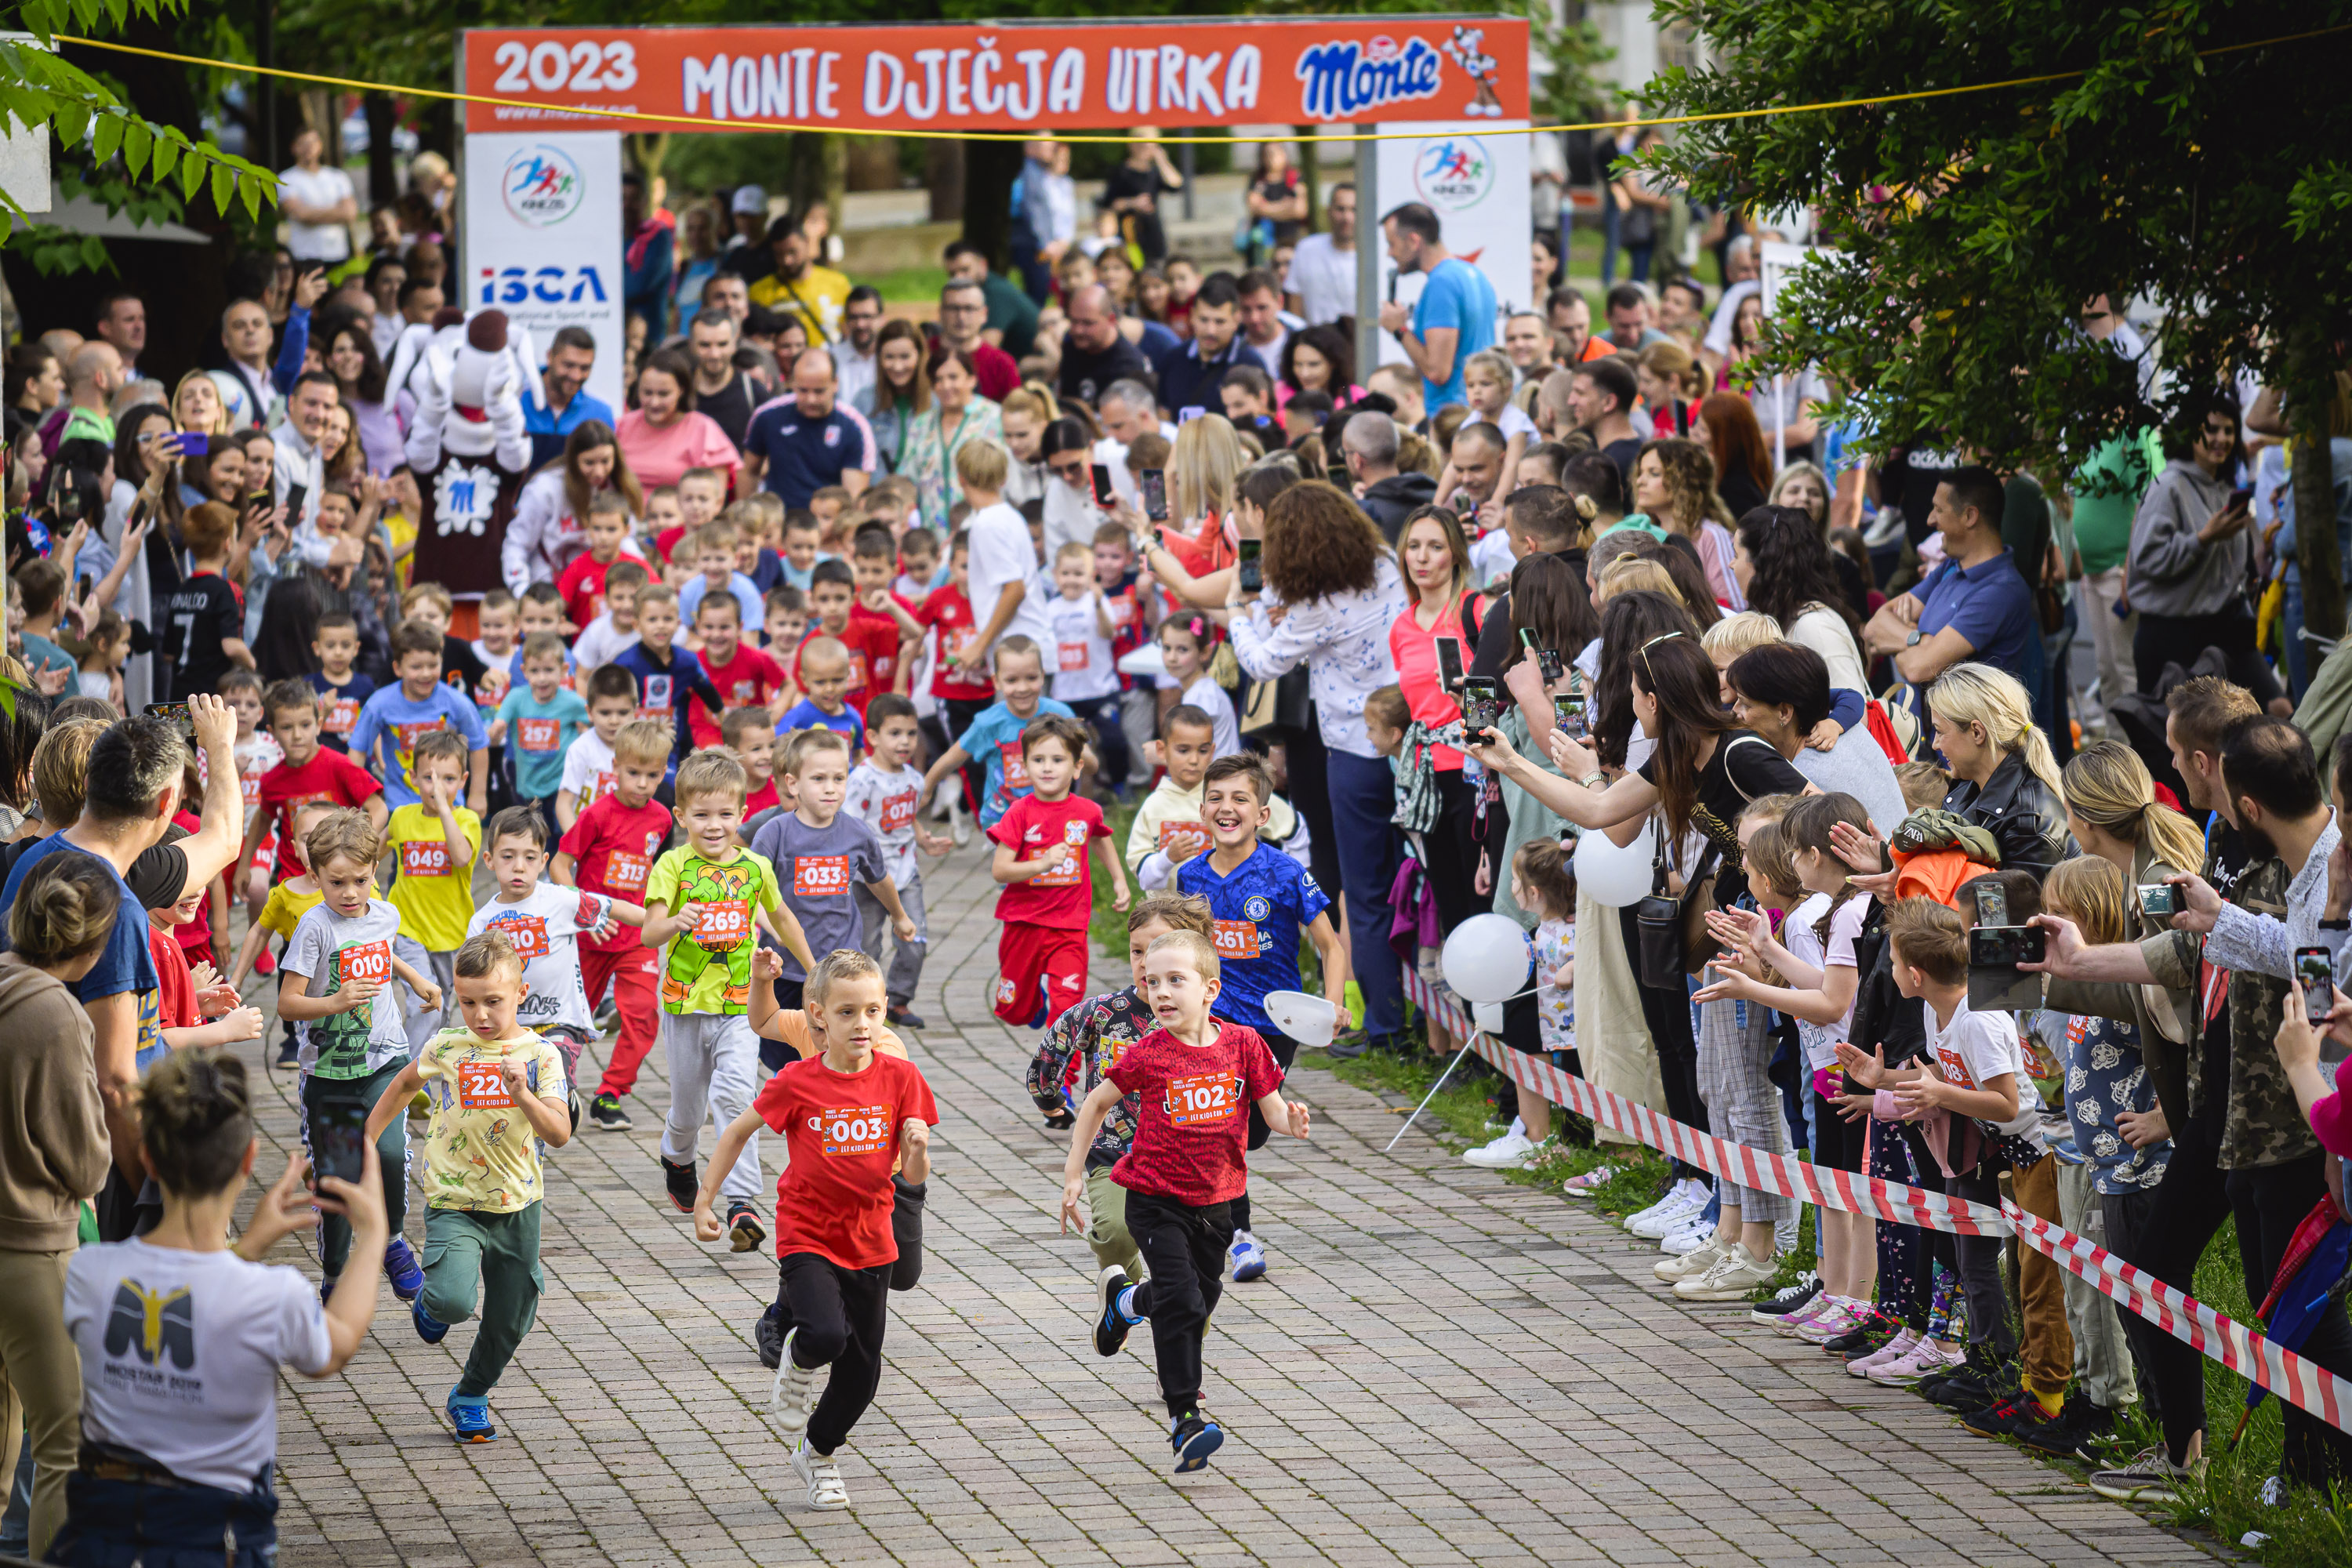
[1905,629,1924,647]
[1580,772,1605,789]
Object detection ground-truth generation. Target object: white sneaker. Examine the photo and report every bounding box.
[789,1439,849,1510]
[771,1327,819,1435]
[945,792,971,847]
[1463,1130,1537,1169]
[1674,1243,1777,1301]
[1625,1183,1707,1239]
[1658,1213,1716,1255]
[1653,1237,1726,1281]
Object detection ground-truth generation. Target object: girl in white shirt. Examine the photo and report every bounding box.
[57,1051,383,1565]
[1158,612,1240,758]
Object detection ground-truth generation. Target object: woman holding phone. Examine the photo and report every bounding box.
[1135,413,1243,610]
[2126,390,2288,710]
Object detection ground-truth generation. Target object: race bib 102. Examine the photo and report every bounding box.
[1166,1072,1241,1127]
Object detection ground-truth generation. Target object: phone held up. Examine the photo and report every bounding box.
[1458,677,1502,739]
[143,702,194,739]
[1434,635,1465,693]
[2298,946,2336,1027]
[1139,467,1168,522]
[312,1098,370,1188]
[1090,463,1116,509]
[1236,536,1262,593]
[2136,883,2179,920]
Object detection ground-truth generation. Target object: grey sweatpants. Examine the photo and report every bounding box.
[659,1011,763,1204]
[2056,1159,2139,1408]
[852,877,928,1006]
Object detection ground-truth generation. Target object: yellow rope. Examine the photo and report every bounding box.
[48,21,2352,146]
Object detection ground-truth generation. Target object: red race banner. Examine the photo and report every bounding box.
[459,18,1528,135]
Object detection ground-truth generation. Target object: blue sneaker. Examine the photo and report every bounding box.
[446,1387,496,1443]
[1094,1266,1134,1357]
[1228,1230,1266,1283]
[412,1299,448,1345]
[1170,1412,1223,1473]
[383,1237,424,1301]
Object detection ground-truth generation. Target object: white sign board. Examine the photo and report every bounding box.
[462,132,626,415]
[1371,121,1531,373]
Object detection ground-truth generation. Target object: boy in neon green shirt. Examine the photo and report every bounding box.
[642,748,815,1254]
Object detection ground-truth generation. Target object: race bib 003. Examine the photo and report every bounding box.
[1167,1072,1240,1127]
[818,1104,895,1156]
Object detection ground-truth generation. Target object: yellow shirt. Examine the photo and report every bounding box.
[748,264,851,344]
[414,1026,568,1212]
[257,879,324,942]
[385,802,483,953]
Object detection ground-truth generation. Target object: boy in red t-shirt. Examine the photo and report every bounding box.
[687,593,786,749]
[797,561,903,717]
[693,949,937,1513]
[245,679,389,888]
[1059,927,1309,1472]
[554,718,675,1131]
[554,495,641,630]
[987,715,1130,1028]
[146,880,267,1057]
[910,533,996,826]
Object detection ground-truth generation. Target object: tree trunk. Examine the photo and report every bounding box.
[1298,127,1318,232]
[964,138,1023,270]
[363,94,397,209]
[818,134,848,230]
[927,140,964,225]
[2295,403,2345,648]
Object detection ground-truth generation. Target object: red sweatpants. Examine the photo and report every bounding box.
[993,921,1091,1028]
[584,944,662,1098]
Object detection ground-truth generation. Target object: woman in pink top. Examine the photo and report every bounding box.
[1387,503,1503,982]
[615,347,740,492]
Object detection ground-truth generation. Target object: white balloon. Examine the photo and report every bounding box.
[1441,913,1533,1004]
[1573,818,1657,908]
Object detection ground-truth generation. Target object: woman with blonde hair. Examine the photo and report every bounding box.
[1769,459,1832,530]
[1923,662,2069,878]
[998,384,1059,506]
[1138,412,1244,609]
[1628,437,1741,608]
[1636,339,1703,438]
[170,371,230,438]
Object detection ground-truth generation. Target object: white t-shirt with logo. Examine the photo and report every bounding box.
[561,731,618,813]
[1047,592,1120,703]
[1926,992,2044,1141]
[65,1240,332,1493]
[467,884,616,1037]
[844,760,925,887]
[964,501,1053,655]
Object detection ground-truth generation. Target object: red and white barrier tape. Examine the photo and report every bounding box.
[1394,968,2352,1431]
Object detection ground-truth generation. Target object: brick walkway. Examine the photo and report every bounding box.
[243,838,2222,1566]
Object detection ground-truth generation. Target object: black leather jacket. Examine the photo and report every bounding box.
[1944,750,2071,881]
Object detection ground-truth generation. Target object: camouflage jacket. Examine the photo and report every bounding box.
[1025,985,1154,1166]
[2139,848,2318,1171]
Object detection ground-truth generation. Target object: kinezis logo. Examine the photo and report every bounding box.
[1414,137,1496,212]
[501,144,586,227]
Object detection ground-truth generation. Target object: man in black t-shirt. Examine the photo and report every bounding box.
[688,307,768,451]
[1103,135,1185,264]
[1056,285,1152,408]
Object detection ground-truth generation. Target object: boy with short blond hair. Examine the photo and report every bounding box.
[643,749,816,1252]
[351,620,489,813]
[920,636,1077,828]
[557,664,641,829]
[1061,928,1311,1472]
[987,714,1129,1029]
[386,728,483,1050]
[681,520,765,632]
[557,718,677,1131]
[362,929,573,1443]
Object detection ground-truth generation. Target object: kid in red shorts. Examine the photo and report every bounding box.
[986,715,1129,1028]
[554,719,675,1130]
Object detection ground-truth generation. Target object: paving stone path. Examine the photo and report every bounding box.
[242,838,2221,1566]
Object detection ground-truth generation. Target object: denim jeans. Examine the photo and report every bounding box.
[1326,750,1403,1038]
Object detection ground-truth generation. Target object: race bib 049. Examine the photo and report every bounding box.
[400,839,452,877]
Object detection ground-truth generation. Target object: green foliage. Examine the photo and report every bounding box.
[0,0,275,256]
[1638,0,2352,474]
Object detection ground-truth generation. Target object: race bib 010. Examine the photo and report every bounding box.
[491,916,550,961]
[339,939,391,988]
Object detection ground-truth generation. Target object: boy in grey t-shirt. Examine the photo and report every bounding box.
[747,730,918,1066]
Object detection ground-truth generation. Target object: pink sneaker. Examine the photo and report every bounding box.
[1795,1298,1864,1344]
[1846,1327,1917,1377]
[1869,1336,1965,1386]
[1773,1295,1835,1338]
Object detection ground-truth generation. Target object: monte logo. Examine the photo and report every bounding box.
[1292,35,1443,121]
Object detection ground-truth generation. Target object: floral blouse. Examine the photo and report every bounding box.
[902,396,1004,529]
[1230,553,1410,760]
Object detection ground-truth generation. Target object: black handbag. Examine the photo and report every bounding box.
[1634,816,1719,990]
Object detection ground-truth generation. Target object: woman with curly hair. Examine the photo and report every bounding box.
[1628,436,1742,608]
[1279,324,1361,408]
[1733,505,1867,693]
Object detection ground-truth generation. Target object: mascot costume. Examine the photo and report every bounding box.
[398,309,536,601]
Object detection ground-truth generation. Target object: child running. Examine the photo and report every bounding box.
[643,750,816,1253]
[1174,753,1347,1282]
[362,930,572,1443]
[844,694,952,1028]
[693,949,937,1512]
[988,715,1130,1029]
[557,719,677,1132]
[1061,928,1312,1472]
[918,636,1076,828]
